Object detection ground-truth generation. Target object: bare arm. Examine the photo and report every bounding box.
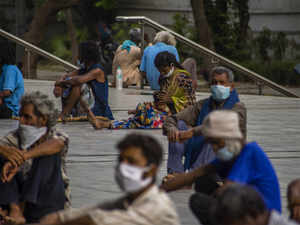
[23,138,65,160]
[0,90,12,98]
[60,70,79,81]
[160,164,215,192]
[59,68,104,86]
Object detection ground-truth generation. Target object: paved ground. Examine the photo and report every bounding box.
[1,79,300,225]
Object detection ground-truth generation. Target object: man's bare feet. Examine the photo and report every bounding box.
[87,116,111,129]
[3,204,26,225]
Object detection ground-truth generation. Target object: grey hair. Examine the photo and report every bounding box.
[20,91,58,128]
[211,66,234,82]
[153,31,176,46]
[225,139,242,156]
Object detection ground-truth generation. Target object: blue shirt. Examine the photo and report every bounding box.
[140,42,179,90]
[0,65,24,116]
[211,142,282,212]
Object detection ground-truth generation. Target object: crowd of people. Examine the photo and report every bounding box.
[0,29,299,225]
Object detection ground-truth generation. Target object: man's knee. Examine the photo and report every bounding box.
[177,120,188,131]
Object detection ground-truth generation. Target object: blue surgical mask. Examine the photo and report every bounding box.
[216,147,234,161]
[211,85,230,101]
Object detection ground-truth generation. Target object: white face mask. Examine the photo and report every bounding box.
[164,66,175,78]
[115,163,152,193]
[18,124,47,150]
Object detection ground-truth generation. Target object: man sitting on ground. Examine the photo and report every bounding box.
[0,92,69,224]
[163,66,246,175]
[288,178,300,223]
[161,110,281,225]
[41,133,180,225]
[55,41,114,120]
[211,184,297,225]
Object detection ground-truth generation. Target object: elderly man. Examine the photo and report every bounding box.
[161,110,281,224]
[112,28,142,88]
[41,133,180,225]
[0,92,69,224]
[163,66,246,174]
[0,42,24,118]
[140,31,179,90]
[212,184,297,225]
[288,179,300,223]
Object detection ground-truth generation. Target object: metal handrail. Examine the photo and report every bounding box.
[0,28,78,71]
[116,16,299,98]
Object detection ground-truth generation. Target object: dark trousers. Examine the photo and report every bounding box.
[189,175,220,225]
[0,154,65,223]
[0,104,12,119]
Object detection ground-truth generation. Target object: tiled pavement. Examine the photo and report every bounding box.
[0,79,300,225]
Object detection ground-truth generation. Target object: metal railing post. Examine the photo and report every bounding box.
[25,48,30,78]
[0,28,78,72]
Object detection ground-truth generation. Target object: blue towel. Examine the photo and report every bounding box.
[121,40,136,53]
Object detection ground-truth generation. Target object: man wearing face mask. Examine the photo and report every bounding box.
[161,110,281,225]
[163,66,247,176]
[0,91,69,224]
[40,133,180,225]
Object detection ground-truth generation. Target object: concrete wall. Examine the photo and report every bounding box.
[249,0,300,33]
[117,0,300,35]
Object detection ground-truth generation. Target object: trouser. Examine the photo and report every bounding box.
[189,175,220,225]
[167,120,216,173]
[0,154,65,223]
[0,104,12,119]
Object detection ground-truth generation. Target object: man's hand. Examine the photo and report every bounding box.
[179,129,194,142]
[0,97,2,105]
[167,127,180,142]
[1,161,18,183]
[0,146,25,167]
[159,94,172,104]
[40,212,60,225]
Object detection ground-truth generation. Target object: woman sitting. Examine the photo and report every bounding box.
[89,51,196,129]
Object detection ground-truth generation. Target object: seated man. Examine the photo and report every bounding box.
[161,110,281,224]
[56,41,114,120]
[287,178,300,223]
[0,42,24,118]
[41,133,180,225]
[0,91,69,224]
[163,66,246,174]
[140,31,179,90]
[112,28,142,88]
[211,184,297,225]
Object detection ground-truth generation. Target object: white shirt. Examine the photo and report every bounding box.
[58,185,180,225]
